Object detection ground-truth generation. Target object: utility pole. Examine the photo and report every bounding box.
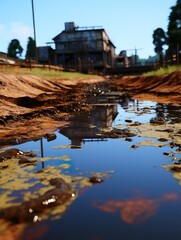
[127,47,143,65]
[31,0,38,62]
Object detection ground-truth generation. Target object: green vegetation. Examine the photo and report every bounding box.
[25,37,36,60]
[152,28,167,65]
[143,65,181,76]
[167,0,181,57]
[0,66,96,80]
[153,1,181,60]
[7,39,23,58]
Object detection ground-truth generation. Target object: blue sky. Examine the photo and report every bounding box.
[0,0,177,58]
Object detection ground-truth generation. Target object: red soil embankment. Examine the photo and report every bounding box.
[0,70,180,146]
[111,70,181,103]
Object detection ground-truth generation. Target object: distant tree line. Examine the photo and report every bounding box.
[7,36,36,60]
[153,0,181,65]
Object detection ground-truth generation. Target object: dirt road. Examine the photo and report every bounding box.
[0,70,180,147]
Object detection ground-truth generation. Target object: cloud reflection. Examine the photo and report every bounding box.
[94,193,179,224]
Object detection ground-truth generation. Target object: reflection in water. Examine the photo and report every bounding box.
[40,138,45,168]
[59,104,118,148]
[59,95,139,148]
[94,193,179,224]
[155,103,181,123]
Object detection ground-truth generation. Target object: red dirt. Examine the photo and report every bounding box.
[110,70,181,103]
[0,70,180,147]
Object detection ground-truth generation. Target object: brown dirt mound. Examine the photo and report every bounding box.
[112,70,181,94]
[0,73,72,118]
[151,70,181,93]
[111,70,181,103]
[0,73,69,98]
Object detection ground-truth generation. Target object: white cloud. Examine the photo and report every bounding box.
[8,22,33,47]
[0,22,33,54]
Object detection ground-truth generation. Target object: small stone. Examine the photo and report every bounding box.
[44,133,57,142]
[130,144,139,149]
[163,152,175,157]
[89,176,104,184]
[125,137,132,142]
[125,119,132,123]
[150,117,166,125]
[158,138,168,142]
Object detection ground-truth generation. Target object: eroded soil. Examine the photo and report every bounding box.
[0,70,181,147]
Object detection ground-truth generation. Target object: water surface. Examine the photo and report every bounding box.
[0,95,181,240]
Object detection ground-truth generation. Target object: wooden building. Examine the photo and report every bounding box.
[52,22,116,73]
[37,46,55,65]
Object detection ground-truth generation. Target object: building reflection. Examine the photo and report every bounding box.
[58,93,140,148]
[59,103,118,148]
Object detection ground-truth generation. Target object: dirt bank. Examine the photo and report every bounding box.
[0,70,180,147]
[111,70,181,103]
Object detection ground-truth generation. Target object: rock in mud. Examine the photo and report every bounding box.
[162,128,174,133]
[0,178,76,223]
[158,138,168,142]
[130,144,140,149]
[44,133,57,142]
[102,128,136,138]
[125,137,133,142]
[169,141,175,148]
[163,152,175,157]
[176,130,181,135]
[150,117,166,125]
[125,119,132,123]
[170,166,181,172]
[89,176,104,184]
[129,121,141,126]
[0,148,24,162]
[0,148,36,162]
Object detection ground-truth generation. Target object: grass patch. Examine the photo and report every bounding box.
[143,65,181,76]
[0,66,96,80]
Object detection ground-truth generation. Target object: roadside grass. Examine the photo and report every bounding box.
[0,66,96,80]
[143,65,181,76]
[1,64,181,79]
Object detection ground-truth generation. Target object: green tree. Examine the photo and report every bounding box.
[7,39,23,58]
[167,1,181,58]
[152,28,167,65]
[25,37,36,60]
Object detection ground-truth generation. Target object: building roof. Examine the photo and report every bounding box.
[52,23,116,48]
[52,22,116,48]
[53,27,105,41]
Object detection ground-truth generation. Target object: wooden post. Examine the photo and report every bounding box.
[177,44,179,66]
[29,57,32,70]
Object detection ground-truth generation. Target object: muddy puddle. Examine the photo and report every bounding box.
[0,91,181,240]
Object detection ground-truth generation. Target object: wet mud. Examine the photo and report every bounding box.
[0,178,75,223]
